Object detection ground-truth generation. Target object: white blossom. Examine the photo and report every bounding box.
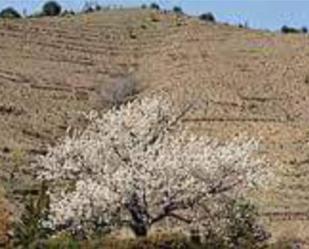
[34,93,272,236]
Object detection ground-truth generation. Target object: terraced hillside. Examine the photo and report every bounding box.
[1,8,309,244]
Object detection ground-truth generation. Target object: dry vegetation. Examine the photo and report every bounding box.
[0,186,11,246]
[0,6,309,246]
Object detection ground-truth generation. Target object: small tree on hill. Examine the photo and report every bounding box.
[301,26,308,34]
[95,4,102,11]
[42,1,62,16]
[0,7,21,19]
[199,12,216,23]
[150,2,160,10]
[173,6,183,14]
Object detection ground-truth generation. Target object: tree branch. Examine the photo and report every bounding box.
[150,199,189,225]
[169,213,192,224]
[167,103,194,131]
[208,179,243,195]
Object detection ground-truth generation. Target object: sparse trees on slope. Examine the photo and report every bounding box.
[280,25,308,34]
[34,93,271,237]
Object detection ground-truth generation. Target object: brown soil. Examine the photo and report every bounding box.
[1,8,309,243]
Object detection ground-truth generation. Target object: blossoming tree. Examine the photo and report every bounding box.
[34,93,270,237]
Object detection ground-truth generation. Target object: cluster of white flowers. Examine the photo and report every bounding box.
[34,93,271,236]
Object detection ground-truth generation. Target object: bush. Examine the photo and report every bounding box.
[95,75,139,109]
[83,6,94,13]
[82,1,102,13]
[141,4,148,9]
[238,21,249,29]
[82,2,93,13]
[199,12,216,22]
[61,10,75,17]
[95,4,102,11]
[281,25,301,34]
[188,199,270,249]
[221,199,270,248]
[150,2,160,10]
[13,182,52,248]
[33,93,272,238]
[301,26,308,34]
[42,1,62,16]
[0,7,22,19]
[173,6,183,14]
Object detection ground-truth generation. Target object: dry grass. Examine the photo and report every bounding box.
[267,221,309,249]
[85,233,187,249]
[0,186,10,246]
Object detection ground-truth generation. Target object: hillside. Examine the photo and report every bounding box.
[1,8,309,243]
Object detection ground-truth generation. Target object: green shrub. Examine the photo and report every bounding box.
[42,1,62,16]
[13,182,52,249]
[0,7,21,19]
[238,21,249,29]
[222,200,270,248]
[150,2,160,10]
[186,199,269,249]
[281,25,301,34]
[173,6,183,14]
[95,5,102,11]
[301,26,308,33]
[199,12,216,23]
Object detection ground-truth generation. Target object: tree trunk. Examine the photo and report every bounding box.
[130,222,148,237]
[125,192,150,237]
